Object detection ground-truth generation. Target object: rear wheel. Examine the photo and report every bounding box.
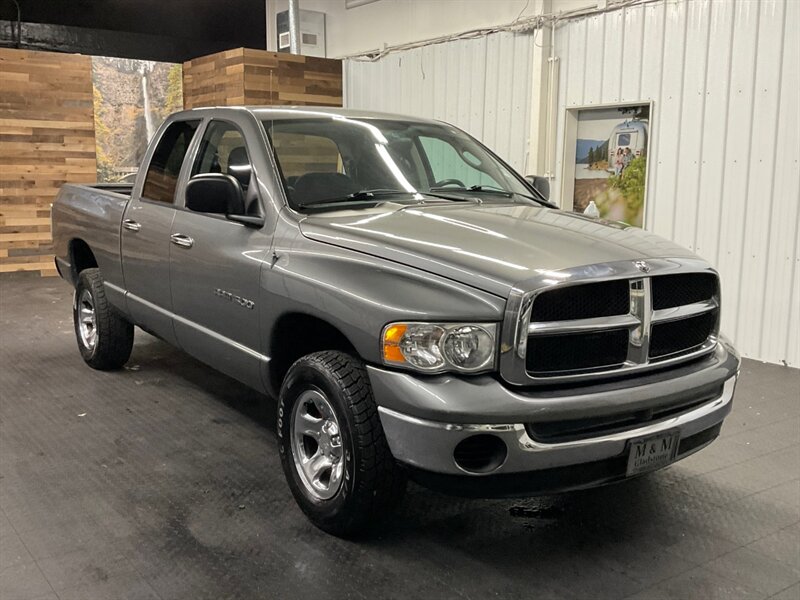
[73,268,134,370]
[278,351,406,537]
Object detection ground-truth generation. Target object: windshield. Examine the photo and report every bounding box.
[261,117,537,210]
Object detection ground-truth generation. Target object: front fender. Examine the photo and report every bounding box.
[262,223,506,365]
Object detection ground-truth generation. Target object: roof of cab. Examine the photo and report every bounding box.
[174,105,442,125]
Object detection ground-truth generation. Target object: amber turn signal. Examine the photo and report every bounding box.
[382,323,407,363]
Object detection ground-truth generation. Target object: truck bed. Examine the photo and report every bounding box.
[51,182,133,288]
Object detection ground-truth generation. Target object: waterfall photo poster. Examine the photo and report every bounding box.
[91,57,183,182]
[569,103,650,227]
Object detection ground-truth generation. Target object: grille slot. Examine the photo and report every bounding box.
[652,273,718,310]
[530,279,630,322]
[526,329,629,375]
[650,310,719,359]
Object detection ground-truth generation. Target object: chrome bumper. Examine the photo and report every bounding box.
[376,375,735,477]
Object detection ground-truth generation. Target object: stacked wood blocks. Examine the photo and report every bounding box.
[182,48,342,109]
[0,48,97,277]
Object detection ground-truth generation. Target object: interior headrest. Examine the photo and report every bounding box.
[292,172,360,206]
[227,146,251,187]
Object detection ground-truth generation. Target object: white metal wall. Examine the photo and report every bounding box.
[551,0,799,367]
[344,31,535,173]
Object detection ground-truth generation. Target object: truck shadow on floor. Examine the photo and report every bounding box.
[126,330,278,433]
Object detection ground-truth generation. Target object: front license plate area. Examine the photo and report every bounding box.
[626,430,680,476]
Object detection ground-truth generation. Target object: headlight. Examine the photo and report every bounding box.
[382,322,497,373]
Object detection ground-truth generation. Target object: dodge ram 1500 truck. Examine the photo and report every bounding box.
[52,107,740,536]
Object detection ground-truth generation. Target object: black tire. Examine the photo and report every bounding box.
[73,268,134,370]
[278,351,406,537]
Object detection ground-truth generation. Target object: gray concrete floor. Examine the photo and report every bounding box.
[0,275,798,600]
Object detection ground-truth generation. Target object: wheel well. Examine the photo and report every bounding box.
[270,313,358,392]
[69,239,98,277]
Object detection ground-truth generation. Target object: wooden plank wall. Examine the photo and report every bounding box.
[0,48,96,276]
[183,48,342,109]
[182,48,246,108]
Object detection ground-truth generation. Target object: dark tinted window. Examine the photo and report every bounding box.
[141,120,200,203]
[192,121,251,191]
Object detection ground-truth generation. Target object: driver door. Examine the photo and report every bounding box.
[169,119,270,391]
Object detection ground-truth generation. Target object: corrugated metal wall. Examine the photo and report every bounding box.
[344,32,535,172]
[552,0,799,367]
[343,0,799,367]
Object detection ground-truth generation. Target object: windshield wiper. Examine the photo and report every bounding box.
[297,189,478,211]
[343,189,475,203]
[429,184,511,196]
[297,189,416,211]
[429,184,551,206]
[429,185,519,200]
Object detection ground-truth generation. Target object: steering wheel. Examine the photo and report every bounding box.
[432,179,466,188]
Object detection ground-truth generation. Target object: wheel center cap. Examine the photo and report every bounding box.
[320,420,340,457]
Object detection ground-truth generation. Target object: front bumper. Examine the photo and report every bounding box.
[368,339,739,495]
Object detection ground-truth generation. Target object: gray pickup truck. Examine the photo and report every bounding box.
[52,107,739,536]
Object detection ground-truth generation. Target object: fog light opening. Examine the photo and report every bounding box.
[453,434,507,474]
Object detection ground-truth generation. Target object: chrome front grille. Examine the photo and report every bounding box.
[499,258,721,385]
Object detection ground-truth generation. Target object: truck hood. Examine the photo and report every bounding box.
[299,202,697,297]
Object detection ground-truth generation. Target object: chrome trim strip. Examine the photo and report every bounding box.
[652,298,718,323]
[125,291,270,363]
[650,336,718,362]
[626,277,651,364]
[528,313,639,335]
[377,407,519,433]
[499,257,721,386]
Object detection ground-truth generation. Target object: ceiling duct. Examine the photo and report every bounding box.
[287,0,300,54]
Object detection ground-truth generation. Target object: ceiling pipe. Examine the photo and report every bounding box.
[288,0,300,54]
[11,0,21,47]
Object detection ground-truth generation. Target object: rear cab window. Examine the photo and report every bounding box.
[141,120,200,204]
[270,130,344,183]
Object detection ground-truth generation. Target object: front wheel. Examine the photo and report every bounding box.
[73,268,134,370]
[278,351,406,537]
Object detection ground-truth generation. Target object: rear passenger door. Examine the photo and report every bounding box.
[121,119,200,344]
[169,119,270,391]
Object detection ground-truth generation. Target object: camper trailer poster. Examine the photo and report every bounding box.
[572,104,650,227]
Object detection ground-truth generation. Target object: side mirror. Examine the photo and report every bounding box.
[525,175,550,201]
[185,173,245,216]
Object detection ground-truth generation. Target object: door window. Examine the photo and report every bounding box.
[192,121,253,192]
[141,120,200,203]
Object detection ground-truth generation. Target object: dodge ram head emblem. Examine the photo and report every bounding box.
[634,260,651,273]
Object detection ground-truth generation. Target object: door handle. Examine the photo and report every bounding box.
[170,233,194,249]
[122,219,141,232]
